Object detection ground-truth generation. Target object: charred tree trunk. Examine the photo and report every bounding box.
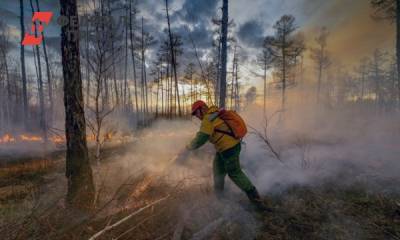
[219,0,228,108]
[60,0,95,209]
[19,0,29,129]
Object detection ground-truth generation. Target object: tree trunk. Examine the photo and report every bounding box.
[165,0,181,116]
[123,7,128,110]
[234,55,239,110]
[85,9,91,108]
[60,0,95,209]
[230,46,236,109]
[263,60,267,115]
[35,0,53,128]
[219,0,228,108]
[282,43,286,112]
[397,0,400,106]
[30,0,46,140]
[317,62,322,104]
[111,2,120,108]
[20,0,29,129]
[129,0,139,114]
[2,49,11,129]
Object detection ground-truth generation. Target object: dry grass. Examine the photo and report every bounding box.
[1,144,399,240]
[0,159,58,180]
[258,183,400,240]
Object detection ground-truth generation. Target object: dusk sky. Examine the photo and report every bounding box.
[0,0,395,84]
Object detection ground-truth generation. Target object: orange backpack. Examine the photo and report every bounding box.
[215,109,247,139]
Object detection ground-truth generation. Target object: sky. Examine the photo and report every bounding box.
[0,0,395,86]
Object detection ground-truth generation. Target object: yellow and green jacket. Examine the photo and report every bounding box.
[188,106,240,153]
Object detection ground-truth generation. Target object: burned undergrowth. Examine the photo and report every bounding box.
[1,117,400,240]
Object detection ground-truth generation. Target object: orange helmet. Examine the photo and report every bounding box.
[191,100,207,115]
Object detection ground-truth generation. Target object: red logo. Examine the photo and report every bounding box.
[22,12,53,46]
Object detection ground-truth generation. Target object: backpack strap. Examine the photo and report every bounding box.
[209,109,236,139]
[215,128,236,138]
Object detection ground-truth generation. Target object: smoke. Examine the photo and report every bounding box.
[238,88,400,195]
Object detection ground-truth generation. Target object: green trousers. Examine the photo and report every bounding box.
[213,143,255,195]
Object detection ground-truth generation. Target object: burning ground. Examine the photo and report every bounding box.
[0,111,400,240]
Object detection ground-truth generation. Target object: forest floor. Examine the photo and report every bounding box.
[0,138,399,240]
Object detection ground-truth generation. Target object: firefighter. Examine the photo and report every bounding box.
[182,100,270,211]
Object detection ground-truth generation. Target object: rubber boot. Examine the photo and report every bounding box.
[246,187,272,212]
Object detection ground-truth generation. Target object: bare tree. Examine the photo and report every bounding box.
[85,6,117,164]
[165,0,182,116]
[310,27,330,104]
[60,0,95,208]
[184,63,196,104]
[230,45,241,111]
[371,0,400,106]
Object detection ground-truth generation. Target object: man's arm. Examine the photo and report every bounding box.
[187,132,210,150]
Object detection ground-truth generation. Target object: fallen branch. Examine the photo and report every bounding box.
[88,195,170,240]
[114,212,160,240]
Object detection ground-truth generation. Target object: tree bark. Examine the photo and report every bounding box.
[60,0,95,209]
[19,0,29,129]
[397,0,400,106]
[219,0,228,108]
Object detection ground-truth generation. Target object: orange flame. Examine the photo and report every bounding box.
[0,132,128,145]
[0,134,16,144]
[20,134,43,142]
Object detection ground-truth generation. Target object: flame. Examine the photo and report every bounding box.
[0,132,132,145]
[0,133,59,144]
[87,134,96,141]
[20,134,43,142]
[50,136,64,144]
[0,134,16,144]
[104,132,113,141]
